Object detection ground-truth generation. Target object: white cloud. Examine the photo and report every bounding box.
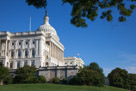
[126,67,136,74]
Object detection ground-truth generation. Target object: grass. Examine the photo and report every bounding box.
[0,84,130,91]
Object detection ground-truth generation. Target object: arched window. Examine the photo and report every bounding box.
[32,49,35,57]
[11,50,14,58]
[25,49,28,58]
[46,62,49,66]
[18,50,21,58]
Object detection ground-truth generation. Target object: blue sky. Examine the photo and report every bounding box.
[0,0,136,76]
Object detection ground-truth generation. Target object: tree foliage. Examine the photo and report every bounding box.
[0,64,12,84]
[69,62,105,86]
[26,0,136,27]
[14,66,36,83]
[108,68,136,91]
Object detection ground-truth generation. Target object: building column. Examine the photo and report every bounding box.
[20,61,24,67]
[5,40,8,56]
[49,42,51,57]
[28,60,31,66]
[13,61,17,69]
[35,40,38,56]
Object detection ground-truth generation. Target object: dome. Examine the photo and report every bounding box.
[37,11,57,35]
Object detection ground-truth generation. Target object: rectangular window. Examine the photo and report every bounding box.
[10,62,13,68]
[31,60,35,66]
[17,61,20,68]
[24,60,27,66]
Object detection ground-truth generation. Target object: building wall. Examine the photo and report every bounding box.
[0,31,65,69]
[38,66,79,81]
[64,57,84,68]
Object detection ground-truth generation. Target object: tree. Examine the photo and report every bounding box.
[0,64,12,85]
[26,0,136,27]
[69,62,105,86]
[14,66,36,83]
[127,74,136,91]
[108,68,128,88]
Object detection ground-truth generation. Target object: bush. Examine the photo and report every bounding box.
[108,68,136,91]
[0,64,12,84]
[62,78,67,84]
[52,77,60,84]
[3,75,13,84]
[14,66,36,83]
[69,62,105,86]
[108,68,128,88]
[33,76,46,83]
[69,76,83,85]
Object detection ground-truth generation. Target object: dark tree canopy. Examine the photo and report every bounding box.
[69,62,105,86]
[14,66,36,83]
[0,64,12,84]
[108,68,136,91]
[26,0,136,28]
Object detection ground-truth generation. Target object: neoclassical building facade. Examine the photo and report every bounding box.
[0,12,84,69]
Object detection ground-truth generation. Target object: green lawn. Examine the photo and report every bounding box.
[0,84,130,91]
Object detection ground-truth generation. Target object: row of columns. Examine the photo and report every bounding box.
[6,60,35,69]
[0,39,40,58]
[8,39,38,50]
[9,49,36,58]
[49,42,64,62]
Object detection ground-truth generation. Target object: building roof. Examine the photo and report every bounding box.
[37,11,57,36]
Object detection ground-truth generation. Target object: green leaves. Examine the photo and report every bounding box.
[26,0,47,9]
[25,0,136,27]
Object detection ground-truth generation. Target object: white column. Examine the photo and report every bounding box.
[36,40,38,56]
[20,61,24,67]
[28,60,31,66]
[13,61,17,69]
[5,40,7,56]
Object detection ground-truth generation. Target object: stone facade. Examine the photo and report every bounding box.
[38,66,79,81]
[0,11,84,72]
[64,57,84,68]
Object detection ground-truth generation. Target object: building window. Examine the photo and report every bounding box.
[46,62,49,66]
[24,60,27,66]
[32,49,35,57]
[0,60,3,65]
[12,43,14,46]
[10,62,13,68]
[46,55,48,59]
[11,50,14,58]
[33,41,35,44]
[31,60,35,66]
[26,42,28,45]
[18,50,21,58]
[19,42,21,45]
[25,49,28,58]
[17,61,20,68]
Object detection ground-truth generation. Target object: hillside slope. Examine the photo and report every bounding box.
[0,84,130,91]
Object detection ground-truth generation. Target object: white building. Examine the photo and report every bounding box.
[64,57,84,68]
[0,12,84,69]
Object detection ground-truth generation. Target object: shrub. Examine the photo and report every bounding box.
[52,77,60,84]
[62,78,67,84]
[14,66,36,83]
[108,68,128,88]
[34,76,46,83]
[108,68,136,91]
[69,62,105,86]
[0,64,12,84]
[69,76,83,85]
